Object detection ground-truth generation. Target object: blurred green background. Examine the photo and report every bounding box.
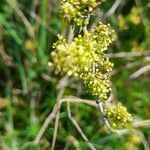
[0,0,150,149]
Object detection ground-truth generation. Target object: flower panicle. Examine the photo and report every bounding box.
[51,0,132,129]
[51,22,114,101]
[60,0,102,25]
[105,103,133,129]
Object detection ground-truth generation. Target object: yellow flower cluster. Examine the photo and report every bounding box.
[60,0,101,25]
[125,129,141,144]
[52,22,114,101]
[105,103,133,129]
[124,129,141,149]
[52,1,133,128]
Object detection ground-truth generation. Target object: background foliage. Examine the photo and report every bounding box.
[0,0,150,149]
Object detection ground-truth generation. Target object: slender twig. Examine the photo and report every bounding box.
[51,76,69,149]
[133,119,150,128]
[105,0,122,17]
[51,110,60,150]
[106,51,150,58]
[96,98,128,135]
[67,102,96,150]
[63,142,72,150]
[137,130,150,150]
[33,98,98,145]
[111,60,142,76]
[64,136,80,150]
[61,98,97,107]
[29,11,57,35]
[89,9,104,31]
[129,65,150,79]
[67,25,74,44]
[92,62,128,135]
[96,99,113,132]
[83,25,88,34]
[23,96,150,149]
[34,102,61,145]
[6,0,35,37]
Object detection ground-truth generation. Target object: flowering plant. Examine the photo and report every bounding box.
[51,0,132,129]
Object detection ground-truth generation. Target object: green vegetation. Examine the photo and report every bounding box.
[0,0,150,149]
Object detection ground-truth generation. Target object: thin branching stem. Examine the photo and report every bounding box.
[22,96,150,149]
[92,62,129,135]
[51,110,60,150]
[67,102,96,150]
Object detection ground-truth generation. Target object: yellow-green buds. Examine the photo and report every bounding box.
[105,103,133,129]
[92,23,115,53]
[60,0,101,25]
[125,129,141,144]
[51,23,114,101]
[51,1,133,131]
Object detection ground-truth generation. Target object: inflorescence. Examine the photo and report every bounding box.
[52,23,114,101]
[105,103,133,129]
[61,0,101,25]
[51,0,132,129]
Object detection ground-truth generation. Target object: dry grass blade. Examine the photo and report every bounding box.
[50,110,60,150]
[133,119,150,128]
[129,65,150,79]
[6,0,35,37]
[106,0,122,17]
[106,51,150,58]
[137,130,150,150]
[34,102,61,145]
[67,102,96,150]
